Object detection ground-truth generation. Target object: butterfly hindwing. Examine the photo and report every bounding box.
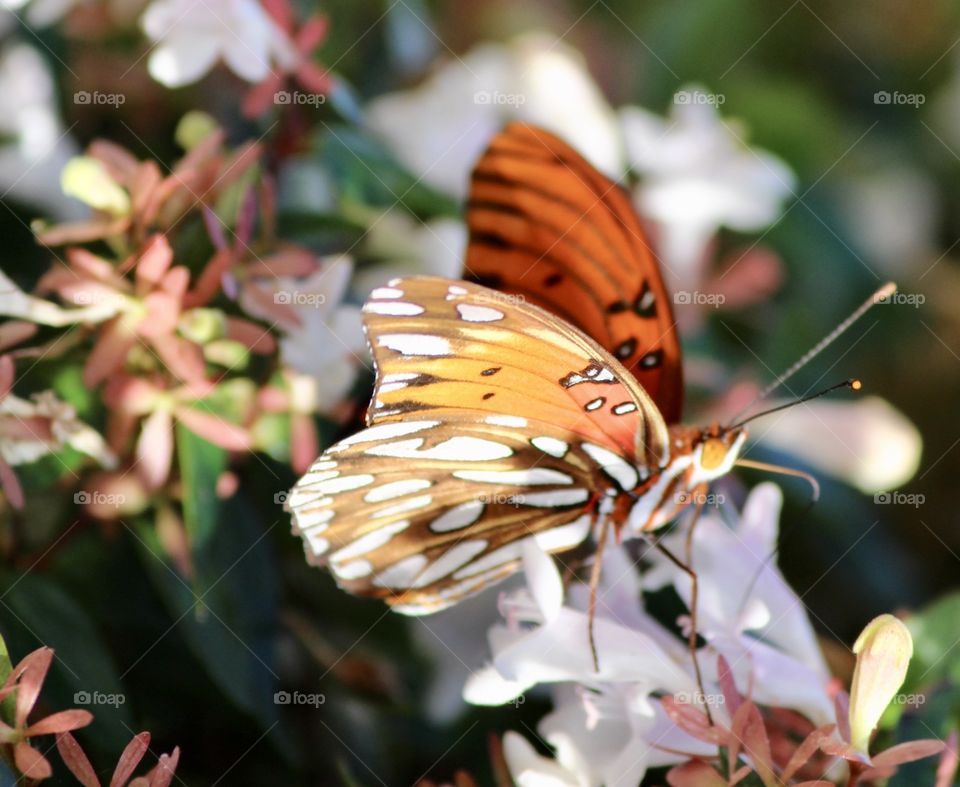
[465,122,684,423]
[288,415,646,613]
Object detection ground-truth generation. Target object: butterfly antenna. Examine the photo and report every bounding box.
[727,377,861,430]
[726,282,895,426]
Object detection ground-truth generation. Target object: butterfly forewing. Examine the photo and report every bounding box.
[465,122,684,423]
[364,277,669,465]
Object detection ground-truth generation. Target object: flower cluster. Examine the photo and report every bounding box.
[464,485,945,785]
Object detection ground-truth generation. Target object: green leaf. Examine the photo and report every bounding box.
[0,572,132,750]
[905,591,960,690]
[0,631,13,724]
[133,493,284,750]
[176,423,227,552]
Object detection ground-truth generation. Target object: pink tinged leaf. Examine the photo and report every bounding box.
[666,760,727,787]
[14,741,52,780]
[0,321,37,353]
[661,697,727,744]
[156,506,193,579]
[135,235,174,293]
[139,293,180,339]
[137,409,174,491]
[0,354,13,396]
[936,731,959,787]
[202,207,229,251]
[235,187,258,247]
[728,764,754,785]
[225,318,276,354]
[184,249,235,309]
[262,0,293,31]
[149,335,207,385]
[129,161,164,226]
[717,654,742,716]
[15,647,54,727]
[834,690,852,742]
[242,281,303,328]
[297,62,331,95]
[56,732,101,787]
[174,406,251,451]
[34,217,130,247]
[297,16,329,52]
[26,709,94,736]
[257,385,288,412]
[84,317,138,387]
[109,731,151,787]
[249,247,317,278]
[0,458,25,509]
[781,724,837,782]
[89,140,140,182]
[147,746,180,787]
[67,248,129,290]
[290,411,318,475]
[870,739,946,768]
[739,704,777,787]
[819,736,868,763]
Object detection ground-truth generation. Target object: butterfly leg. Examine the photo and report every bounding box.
[651,499,714,724]
[587,514,612,673]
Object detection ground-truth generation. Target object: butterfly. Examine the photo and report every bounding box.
[286,123,748,616]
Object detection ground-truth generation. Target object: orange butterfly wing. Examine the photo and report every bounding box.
[287,277,670,612]
[465,122,684,423]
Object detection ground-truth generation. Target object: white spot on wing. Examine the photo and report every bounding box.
[331,520,410,561]
[453,542,522,578]
[413,540,488,587]
[379,333,451,356]
[373,495,433,518]
[531,436,568,458]
[534,513,593,552]
[311,474,376,495]
[585,398,605,411]
[331,559,373,580]
[581,443,638,490]
[485,415,527,427]
[330,420,439,452]
[373,554,429,588]
[304,531,330,555]
[363,479,432,502]
[291,506,334,531]
[613,402,638,415]
[457,303,505,322]
[429,500,484,533]
[367,436,512,461]
[364,301,425,316]
[519,488,590,507]
[371,286,403,299]
[453,468,573,485]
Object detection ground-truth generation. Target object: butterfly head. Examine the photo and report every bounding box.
[684,423,748,485]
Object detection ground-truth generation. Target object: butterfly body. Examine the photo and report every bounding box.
[287,276,746,614]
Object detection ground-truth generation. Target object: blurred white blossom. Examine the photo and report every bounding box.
[755,395,922,493]
[620,88,795,291]
[141,0,296,88]
[366,32,623,200]
[467,484,834,785]
[239,255,366,413]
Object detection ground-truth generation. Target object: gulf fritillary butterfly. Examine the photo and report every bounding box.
[286,123,747,615]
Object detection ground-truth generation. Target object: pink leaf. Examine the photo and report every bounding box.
[135,235,174,293]
[14,741,52,780]
[870,739,946,768]
[0,457,25,510]
[0,321,37,353]
[833,690,852,743]
[175,406,251,451]
[661,697,727,744]
[225,317,276,354]
[26,709,94,736]
[110,732,151,787]
[56,732,101,787]
[666,760,727,787]
[184,248,234,309]
[739,704,777,787]
[84,317,138,388]
[147,746,180,787]
[936,731,958,787]
[137,409,173,491]
[149,334,207,385]
[15,647,54,727]
[781,724,837,781]
[717,654,742,716]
